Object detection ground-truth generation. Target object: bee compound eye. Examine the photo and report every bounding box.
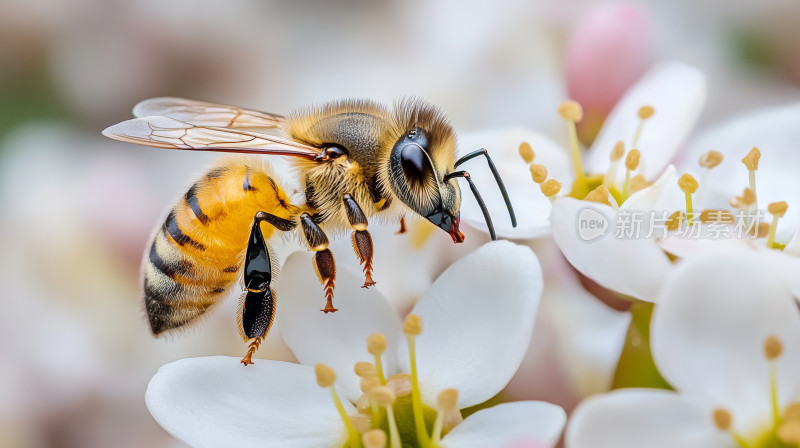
[400,143,433,184]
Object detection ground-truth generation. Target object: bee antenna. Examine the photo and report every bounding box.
[453,148,516,228]
[444,170,496,241]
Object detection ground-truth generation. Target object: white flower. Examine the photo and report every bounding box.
[146,241,566,448]
[678,103,800,241]
[550,166,678,301]
[460,61,706,239]
[566,249,800,448]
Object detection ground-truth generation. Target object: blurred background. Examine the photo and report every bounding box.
[1,0,800,446]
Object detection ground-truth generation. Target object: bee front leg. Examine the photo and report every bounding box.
[342,193,376,289]
[239,212,293,365]
[299,213,338,314]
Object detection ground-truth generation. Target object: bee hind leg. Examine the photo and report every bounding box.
[342,194,376,288]
[300,213,338,313]
[238,212,290,365]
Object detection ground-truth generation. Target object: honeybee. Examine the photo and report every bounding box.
[103,97,515,364]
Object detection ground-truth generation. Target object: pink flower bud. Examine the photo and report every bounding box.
[566,3,653,145]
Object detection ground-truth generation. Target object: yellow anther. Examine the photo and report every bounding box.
[367,333,387,356]
[769,201,789,218]
[666,211,686,231]
[699,150,724,169]
[699,209,734,223]
[678,174,699,194]
[363,429,388,448]
[713,408,733,431]
[519,142,534,164]
[750,222,770,238]
[638,105,655,119]
[355,362,377,378]
[403,314,423,336]
[360,375,380,393]
[585,185,612,206]
[385,374,412,397]
[741,188,756,206]
[779,422,800,444]
[610,141,625,161]
[784,403,800,422]
[370,386,396,408]
[742,147,761,171]
[437,389,459,412]
[765,335,783,360]
[540,179,562,198]
[315,363,336,388]
[530,164,548,184]
[625,149,641,171]
[630,174,650,193]
[730,197,742,209]
[558,100,584,122]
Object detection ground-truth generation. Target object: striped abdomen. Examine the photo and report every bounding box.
[143,156,297,335]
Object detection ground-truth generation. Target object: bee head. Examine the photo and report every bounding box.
[386,101,463,243]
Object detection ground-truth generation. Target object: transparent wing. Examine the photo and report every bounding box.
[133,97,283,129]
[102,116,319,159]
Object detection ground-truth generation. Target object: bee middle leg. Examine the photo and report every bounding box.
[299,213,338,314]
[240,211,295,365]
[342,193,376,289]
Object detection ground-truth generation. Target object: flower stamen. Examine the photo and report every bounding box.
[630,174,650,194]
[742,147,761,212]
[764,335,784,427]
[558,101,586,182]
[585,185,612,207]
[666,211,686,232]
[316,363,362,448]
[367,333,388,385]
[713,408,750,448]
[403,314,430,447]
[766,202,788,249]
[518,142,534,164]
[371,387,402,448]
[622,149,641,199]
[363,429,388,448]
[632,105,655,150]
[431,389,458,446]
[603,141,626,187]
[678,174,699,225]
[530,164,548,184]
[698,149,723,199]
[540,179,562,201]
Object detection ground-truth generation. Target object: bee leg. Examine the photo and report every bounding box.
[343,193,376,288]
[239,212,293,365]
[397,216,407,234]
[300,213,338,314]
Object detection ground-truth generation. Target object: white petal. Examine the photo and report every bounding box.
[652,250,800,435]
[786,228,800,257]
[457,128,572,239]
[587,62,706,180]
[566,389,731,448]
[506,238,630,401]
[441,401,566,448]
[146,357,350,448]
[277,252,404,402]
[408,241,543,408]
[619,165,677,212]
[551,197,674,301]
[680,103,800,241]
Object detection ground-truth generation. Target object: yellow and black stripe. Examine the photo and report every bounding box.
[143,156,298,335]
